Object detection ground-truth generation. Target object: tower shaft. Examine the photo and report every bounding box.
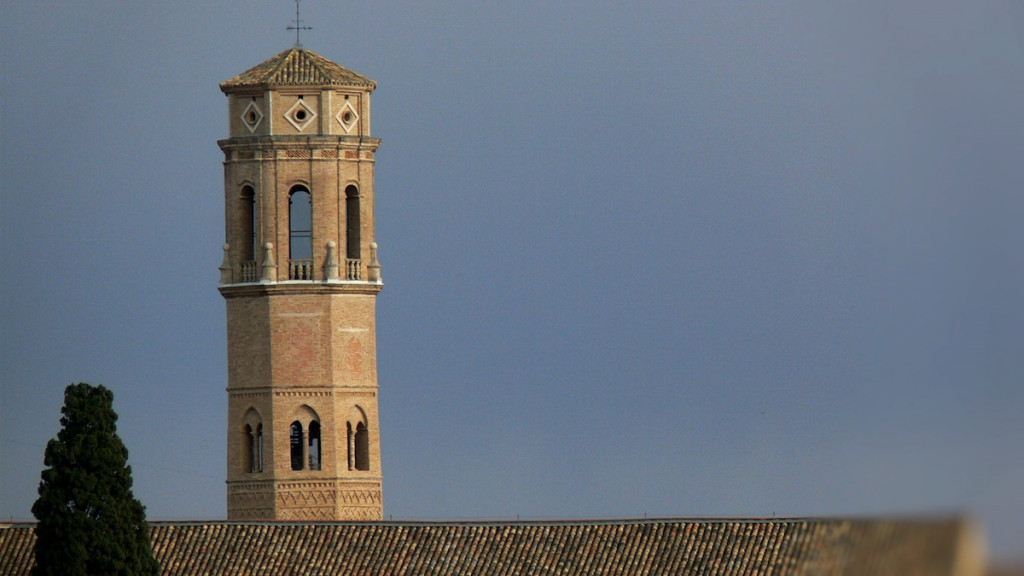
[218,48,383,521]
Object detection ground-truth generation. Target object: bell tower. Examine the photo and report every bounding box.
[217,46,384,521]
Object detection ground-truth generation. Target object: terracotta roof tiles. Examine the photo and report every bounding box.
[0,518,977,576]
[220,47,375,92]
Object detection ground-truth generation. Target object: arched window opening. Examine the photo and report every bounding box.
[240,186,257,261]
[289,421,304,471]
[289,186,313,279]
[346,422,354,471]
[240,186,258,282]
[345,185,361,280]
[243,424,254,473]
[345,186,360,260]
[308,421,322,471]
[355,422,370,471]
[255,423,264,473]
[243,409,264,473]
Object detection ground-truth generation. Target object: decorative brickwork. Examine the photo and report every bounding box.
[230,391,272,400]
[277,487,336,509]
[336,506,384,521]
[272,390,334,398]
[277,506,337,521]
[226,483,276,519]
[336,488,382,505]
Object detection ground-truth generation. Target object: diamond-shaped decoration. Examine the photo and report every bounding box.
[241,101,264,133]
[284,99,317,132]
[336,101,359,134]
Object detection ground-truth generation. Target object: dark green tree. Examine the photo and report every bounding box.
[31,383,159,576]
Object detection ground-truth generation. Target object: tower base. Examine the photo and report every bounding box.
[228,479,383,521]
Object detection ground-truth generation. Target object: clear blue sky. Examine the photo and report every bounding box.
[2,0,1022,562]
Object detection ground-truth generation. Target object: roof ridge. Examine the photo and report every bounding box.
[272,48,300,83]
[142,515,963,528]
[299,49,335,83]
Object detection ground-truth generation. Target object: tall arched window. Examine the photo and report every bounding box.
[289,421,304,471]
[345,185,360,261]
[243,424,254,473]
[243,411,264,473]
[308,421,321,471]
[347,422,354,471]
[255,423,263,472]
[289,186,312,279]
[240,186,257,262]
[355,422,370,471]
[239,186,259,282]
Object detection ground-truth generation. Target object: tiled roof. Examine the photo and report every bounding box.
[220,47,375,92]
[0,518,978,575]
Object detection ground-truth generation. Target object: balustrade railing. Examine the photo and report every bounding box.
[223,249,374,284]
[241,261,259,283]
[346,259,362,281]
[289,260,314,280]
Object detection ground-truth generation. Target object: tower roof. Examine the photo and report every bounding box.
[220,47,376,92]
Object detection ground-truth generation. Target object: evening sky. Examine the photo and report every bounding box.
[2,0,1022,561]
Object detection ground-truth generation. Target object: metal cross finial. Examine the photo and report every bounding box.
[287,0,313,47]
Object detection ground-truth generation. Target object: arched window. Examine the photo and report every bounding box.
[345,185,360,261]
[347,422,354,471]
[355,422,370,471]
[255,423,264,473]
[308,421,321,471]
[243,424,254,473]
[243,410,264,473]
[289,186,312,273]
[289,421,304,471]
[240,186,257,262]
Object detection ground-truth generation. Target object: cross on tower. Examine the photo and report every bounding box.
[287,0,313,47]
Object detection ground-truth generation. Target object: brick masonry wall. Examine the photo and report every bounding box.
[224,287,383,520]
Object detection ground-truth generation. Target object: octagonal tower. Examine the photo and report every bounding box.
[218,47,384,521]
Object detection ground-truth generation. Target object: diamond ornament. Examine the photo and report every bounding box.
[241,102,264,133]
[284,99,317,132]
[336,101,359,133]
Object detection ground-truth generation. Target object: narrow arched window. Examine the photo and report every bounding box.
[240,186,259,282]
[347,422,354,471]
[345,185,360,261]
[290,421,304,471]
[355,422,370,471]
[289,186,312,280]
[243,424,255,473]
[240,186,257,262]
[255,423,264,472]
[308,421,322,471]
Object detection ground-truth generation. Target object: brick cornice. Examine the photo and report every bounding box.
[218,134,381,152]
[219,281,383,299]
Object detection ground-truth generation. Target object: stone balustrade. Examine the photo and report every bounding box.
[289,260,314,280]
[241,261,259,283]
[220,243,382,284]
[346,259,362,281]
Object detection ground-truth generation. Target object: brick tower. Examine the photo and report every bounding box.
[217,46,384,521]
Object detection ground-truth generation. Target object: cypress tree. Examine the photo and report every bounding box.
[31,383,159,576]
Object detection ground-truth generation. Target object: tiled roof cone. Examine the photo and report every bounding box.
[220,47,376,92]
